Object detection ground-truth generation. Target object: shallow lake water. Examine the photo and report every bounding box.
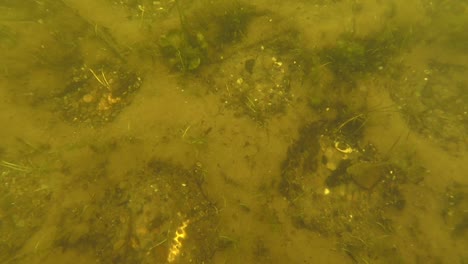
[0,0,467,263]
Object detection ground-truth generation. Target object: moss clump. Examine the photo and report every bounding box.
[319,28,408,83]
[158,1,260,72]
[212,2,257,44]
[159,30,208,72]
[158,0,209,73]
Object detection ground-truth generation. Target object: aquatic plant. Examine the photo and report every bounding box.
[319,27,408,84]
[159,0,208,72]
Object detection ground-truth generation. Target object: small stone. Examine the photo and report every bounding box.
[82,94,94,103]
[347,162,384,190]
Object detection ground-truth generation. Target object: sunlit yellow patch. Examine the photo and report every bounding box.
[167,219,190,263]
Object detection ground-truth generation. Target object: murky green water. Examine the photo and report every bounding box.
[1,0,467,263]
